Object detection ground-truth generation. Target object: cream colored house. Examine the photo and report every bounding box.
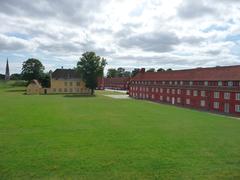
[48,68,90,94]
[26,69,90,95]
[26,79,43,95]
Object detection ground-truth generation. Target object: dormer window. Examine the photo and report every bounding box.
[218,81,222,86]
[204,81,208,86]
[190,81,193,86]
[175,81,178,85]
[180,81,183,85]
[228,81,233,87]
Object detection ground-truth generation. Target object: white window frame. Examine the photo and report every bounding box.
[235,105,240,112]
[213,102,219,109]
[214,92,220,99]
[224,92,230,100]
[236,93,240,100]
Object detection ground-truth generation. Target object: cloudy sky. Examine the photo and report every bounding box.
[0,0,240,74]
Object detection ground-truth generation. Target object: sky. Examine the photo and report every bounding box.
[0,0,240,74]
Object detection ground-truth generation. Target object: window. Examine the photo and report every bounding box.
[58,88,62,92]
[235,105,240,112]
[177,89,181,95]
[186,90,191,96]
[214,92,220,99]
[64,82,68,86]
[201,91,205,97]
[224,93,230,100]
[200,100,205,107]
[175,81,178,85]
[69,82,73,86]
[152,94,155,99]
[170,81,172,85]
[172,89,175,94]
[64,88,67,92]
[76,82,80,86]
[160,88,163,93]
[186,98,190,105]
[160,96,163,101]
[69,88,73,92]
[53,88,56,92]
[236,93,240,100]
[228,81,233,87]
[193,90,198,96]
[167,89,170,94]
[218,81,222,86]
[180,81,183,85]
[156,88,159,93]
[213,102,219,109]
[190,81,193,86]
[177,97,181,103]
[167,96,170,102]
[204,81,208,86]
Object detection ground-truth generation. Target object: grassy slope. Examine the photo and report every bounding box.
[0,81,240,179]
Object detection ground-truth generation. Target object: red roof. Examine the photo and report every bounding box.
[132,65,240,81]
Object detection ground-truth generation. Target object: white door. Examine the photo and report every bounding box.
[172,97,175,105]
[224,103,229,113]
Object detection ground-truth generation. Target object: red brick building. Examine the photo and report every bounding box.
[97,77,130,90]
[129,66,240,116]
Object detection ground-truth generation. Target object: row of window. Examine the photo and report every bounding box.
[131,93,240,112]
[53,88,88,93]
[64,82,81,86]
[131,87,240,100]
[131,80,238,87]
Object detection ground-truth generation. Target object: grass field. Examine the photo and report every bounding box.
[0,81,240,179]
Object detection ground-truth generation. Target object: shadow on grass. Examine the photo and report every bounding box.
[5,89,26,93]
[63,94,96,98]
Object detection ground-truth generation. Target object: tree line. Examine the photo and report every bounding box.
[107,67,173,78]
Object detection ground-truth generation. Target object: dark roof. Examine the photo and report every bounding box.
[52,69,81,79]
[132,65,240,81]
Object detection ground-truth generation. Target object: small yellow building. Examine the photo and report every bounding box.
[26,80,43,95]
[26,69,90,95]
[49,68,90,94]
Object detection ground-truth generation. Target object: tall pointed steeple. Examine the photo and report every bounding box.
[5,58,10,80]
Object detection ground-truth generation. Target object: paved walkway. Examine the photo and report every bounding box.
[104,89,127,94]
[104,94,131,99]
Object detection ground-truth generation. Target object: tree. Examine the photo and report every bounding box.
[21,58,44,82]
[157,68,165,72]
[107,68,117,78]
[131,68,140,77]
[147,68,155,72]
[10,73,23,80]
[117,67,125,77]
[77,52,107,95]
[123,71,131,77]
[39,73,50,88]
[0,74,5,80]
[166,68,173,71]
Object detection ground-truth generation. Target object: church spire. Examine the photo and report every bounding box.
[5,58,10,80]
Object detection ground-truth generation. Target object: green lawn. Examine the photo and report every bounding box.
[0,81,240,179]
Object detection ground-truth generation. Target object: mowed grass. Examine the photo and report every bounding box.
[0,81,240,179]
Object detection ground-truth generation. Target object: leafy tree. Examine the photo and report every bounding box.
[10,73,23,80]
[123,71,131,77]
[77,52,107,95]
[157,68,165,72]
[39,73,50,88]
[21,58,44,82]
[131,68,140,77]
[166,68,173,71]
[0,74,5,80]
[147,68,155,72]
[117,67,125,77]
[107,68,118,78]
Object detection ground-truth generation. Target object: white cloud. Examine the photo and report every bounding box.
[0,0,239,73]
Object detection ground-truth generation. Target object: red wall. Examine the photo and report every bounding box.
[129,84,240,117]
